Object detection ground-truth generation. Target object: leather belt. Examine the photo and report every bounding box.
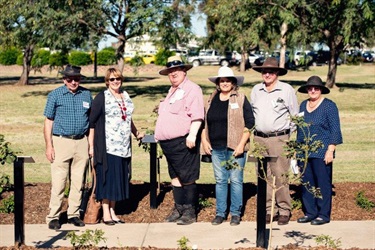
[53,134,85,140]
[254,129,290,138]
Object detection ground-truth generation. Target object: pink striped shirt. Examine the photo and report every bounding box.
[155,77,204,141]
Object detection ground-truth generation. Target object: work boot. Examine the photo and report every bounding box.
[176,204,196,225]
[165,204,184,222]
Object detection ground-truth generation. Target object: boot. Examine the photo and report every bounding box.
[176,204,196,225]
[165,204,184,222]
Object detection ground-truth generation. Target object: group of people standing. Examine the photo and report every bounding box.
[43,54,342,230]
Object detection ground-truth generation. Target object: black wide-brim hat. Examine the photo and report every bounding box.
[159,55,193,76]
[252,57,288,76]
[59,65,85,77]
[298,75,330,94]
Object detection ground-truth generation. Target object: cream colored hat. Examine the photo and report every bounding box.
[208,66,244,86]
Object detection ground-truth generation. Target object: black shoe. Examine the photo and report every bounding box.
[277,215,290,225]
[297,216,313,223]
[103,220,115,225]
[48,219,61,230]
[176,205,196,225]
[311,218,329,225]
[230,216,240,226]
[266,214,278,224]
[67,217,85,227]
[211,216,225,225]
[113,219,125,224]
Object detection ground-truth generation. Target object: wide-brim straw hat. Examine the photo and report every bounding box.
[59,64,85,77]
[208,66,244,86]
[252,57,288,76]
[159,55,193,76]
[298,75,330,94]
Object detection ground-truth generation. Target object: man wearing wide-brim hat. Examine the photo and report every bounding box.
[250,57,299,226]
[44,65,92,229]
[155,56,204,225]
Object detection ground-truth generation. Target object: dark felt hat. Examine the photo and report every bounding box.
[252,57,288,76]
[59,65,85,77]
[159,56,193,76]
[298,75,330,94]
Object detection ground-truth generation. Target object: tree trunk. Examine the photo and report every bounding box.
[16,44,34,86]
[279,22,288,68]
[117,38,126,73]
[240,45,246,72]
[326,48,337,88]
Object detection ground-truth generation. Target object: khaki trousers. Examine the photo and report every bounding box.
[46,136,89,223]
[254,134,291,216]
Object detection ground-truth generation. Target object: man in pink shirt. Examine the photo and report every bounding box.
[155,55,204,225]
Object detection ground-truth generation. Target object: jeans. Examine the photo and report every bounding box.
[212,147,246,217]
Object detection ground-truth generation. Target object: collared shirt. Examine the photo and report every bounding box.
[155,77,204,141]
[250,80,298,134]
[44,85,92,136]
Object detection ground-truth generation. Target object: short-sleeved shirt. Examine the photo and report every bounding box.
[297,98,343,159]
[44,85,92,136]
[250,80,299,134]
[155,77,204,141]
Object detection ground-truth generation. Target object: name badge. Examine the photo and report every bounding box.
[83,101,90,109]
[230,103,239,109]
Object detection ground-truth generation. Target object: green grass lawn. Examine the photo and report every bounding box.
[0,64,374,183]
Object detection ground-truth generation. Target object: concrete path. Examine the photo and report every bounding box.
[1,221,374,249]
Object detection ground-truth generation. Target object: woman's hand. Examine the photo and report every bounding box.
[233,144,244,157]
[201,140,212,155]
[324,150,334,164]
[136,131,145,140]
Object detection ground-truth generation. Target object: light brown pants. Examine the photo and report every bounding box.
[46,136,89,223]
[254,134,291,217]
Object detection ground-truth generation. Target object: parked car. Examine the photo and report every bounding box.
[248,53,265,66]
[142,54,155,64]
[361,51,374,62]
[294,50,311,65]
[308,51,342,66]
[187,49,237,67]
[269,51,293,68]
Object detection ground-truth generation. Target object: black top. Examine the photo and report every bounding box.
[207,94,253,149]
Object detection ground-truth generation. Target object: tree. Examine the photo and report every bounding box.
[306,0,375,88]
[0,0,100,85]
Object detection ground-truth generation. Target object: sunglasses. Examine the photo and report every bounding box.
[109,77,122,82]
[262,70,277,75]
[307,86,321,92]
[64,77,81,83]
[166,60,183,68]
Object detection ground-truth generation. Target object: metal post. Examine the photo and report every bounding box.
[13,156,34,246]
[256,158,267,248]
[141,135,158,209]
[248,155,277,248]
[149,142,157,209]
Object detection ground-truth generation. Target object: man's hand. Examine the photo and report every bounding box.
[45,145,55,163]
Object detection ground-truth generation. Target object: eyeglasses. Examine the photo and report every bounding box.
[307,86,321,92]
[109,77,122,82]
[262,70,276,75]
[64,77,81,83]
[166,60,183,68]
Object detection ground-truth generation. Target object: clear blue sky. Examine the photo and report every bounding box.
[98,13,206,49]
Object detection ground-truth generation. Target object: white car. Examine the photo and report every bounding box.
[294,50,311,65]
[248,53,261,64]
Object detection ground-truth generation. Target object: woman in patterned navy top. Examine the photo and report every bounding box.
[296,75,343,225]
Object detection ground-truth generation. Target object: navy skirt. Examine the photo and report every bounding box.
[95,153,130,201]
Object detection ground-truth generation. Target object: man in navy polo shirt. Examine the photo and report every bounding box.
[44,65,92,230]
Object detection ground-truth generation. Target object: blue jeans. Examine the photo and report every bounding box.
[212,147,246,217]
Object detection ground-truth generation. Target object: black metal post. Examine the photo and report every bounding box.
[13,158,25,246]
[256,158,267,248]
[142,135,158,209]
[149,142,157,209]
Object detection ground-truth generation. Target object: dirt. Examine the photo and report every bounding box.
[0,181,374,250]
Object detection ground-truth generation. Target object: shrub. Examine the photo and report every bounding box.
[65,229,106,248]
[96,50,116,65]
[0,195,15,213]
[16,54,23,66]
[31,49,51,67]
[154,49,175,66]
[0,47,22,65]
[0,174,11,195]
[69,51,92,66]
[49,52,69,67]
[356,191,375,211]
[0,134,18,165]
